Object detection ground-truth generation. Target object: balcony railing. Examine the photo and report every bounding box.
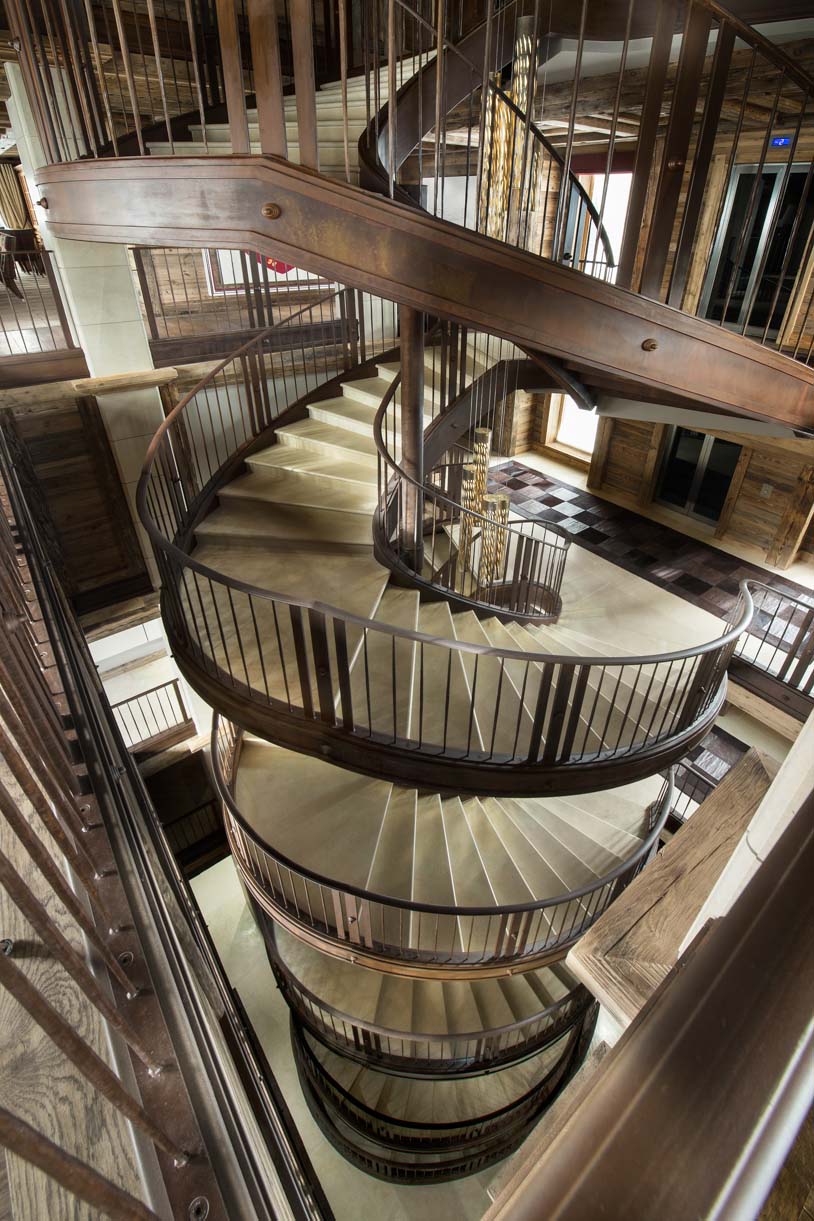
[270,942,594,1074]
[734,581,814,700]
[109,677,194,751]
[291,1011,595,1183]
[213,714,674,972]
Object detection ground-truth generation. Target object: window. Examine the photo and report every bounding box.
[552,394,599,456]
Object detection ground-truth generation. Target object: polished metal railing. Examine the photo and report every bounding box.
[0,246,76,360]
[270,945,593,1073]
[213,714,675,970]
[138,291,753,789]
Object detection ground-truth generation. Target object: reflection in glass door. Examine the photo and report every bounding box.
[656,428,742,525]
[700,163,814,340]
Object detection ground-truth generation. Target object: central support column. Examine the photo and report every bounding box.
[399,305,425,571]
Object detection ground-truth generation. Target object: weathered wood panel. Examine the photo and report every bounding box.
[4,400,151,613]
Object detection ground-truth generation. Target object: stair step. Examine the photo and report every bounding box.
[460,798,535,905]
[413,601,484,751]
[219,466,377,515]
[195,496,373,551]
[349,587,420,739]
[365,785,416,901]
[310,391,432,437]
[275,418,378,467]
[481,797,574,902]
[411,793,459,953]
[247,444,377,489]
[499,798,605,891]
[451,611,534,757]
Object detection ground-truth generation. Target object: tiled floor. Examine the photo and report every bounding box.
[490,461,814,649]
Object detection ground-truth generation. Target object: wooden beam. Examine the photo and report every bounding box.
[766,464,814,567]
[616,0,680,290]
[639,3,712,300]
[636,422,667,507]
[667,22,736,309]
[33,155,814,432]
[565,749,778,1028]
[399,304,424,569]
[587,417,613,490]
[714,444,752,538]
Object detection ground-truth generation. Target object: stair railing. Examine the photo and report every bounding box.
[373,360,571,620]
[139,294,754,791]
[214,711,675,970]
[733,580,814,699]
[268,945,594,1074]
[359,0,814,362]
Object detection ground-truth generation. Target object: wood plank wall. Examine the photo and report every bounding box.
[3,401,152,612]
[590,416,814,570]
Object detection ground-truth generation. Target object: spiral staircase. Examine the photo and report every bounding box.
[13,0,814,1187]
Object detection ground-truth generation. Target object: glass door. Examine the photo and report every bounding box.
[656,427,742,525]
[700,163,814,340]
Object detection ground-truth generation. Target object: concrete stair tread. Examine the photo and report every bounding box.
[460,799,535,905]
[497,798,610,890]
[247,444,377,487]
[196,496,373,550]
[350,587,420,739]
[219,467,377,515]
[191,538,388,616]
[481,797,581,901]
[276,417,378,466]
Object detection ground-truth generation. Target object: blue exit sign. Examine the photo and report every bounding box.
[772,136,792,147]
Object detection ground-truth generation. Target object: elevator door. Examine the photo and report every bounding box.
[656,428,742,525]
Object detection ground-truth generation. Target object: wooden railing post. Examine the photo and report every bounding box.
[399,304,425,570]
[616,0,680,289]
[247,0,288,157]
[639,2,713,300]
[290,0,319,170]
[215,0,251,154]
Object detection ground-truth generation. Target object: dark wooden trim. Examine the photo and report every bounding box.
[215,0,250,154]
[169,624,724,797]
[728,657,814,723]
[34,156,814,431]
[290,0,318,170]
[714,444,752,539]
[247,0,288,158]
[0,349,90,389]
[667,21,736,309]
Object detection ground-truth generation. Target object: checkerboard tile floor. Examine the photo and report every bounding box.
[489,461,814,628]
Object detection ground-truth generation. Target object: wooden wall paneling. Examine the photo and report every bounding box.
[4,399,152,612]
[766,464,814,568]
[587,416,613,490]
[602,419,657,500]
[724,447,808,554]
[637,422,668,507]
[714,444,753,539]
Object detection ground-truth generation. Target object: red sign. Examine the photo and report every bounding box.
[256,252,295,275]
